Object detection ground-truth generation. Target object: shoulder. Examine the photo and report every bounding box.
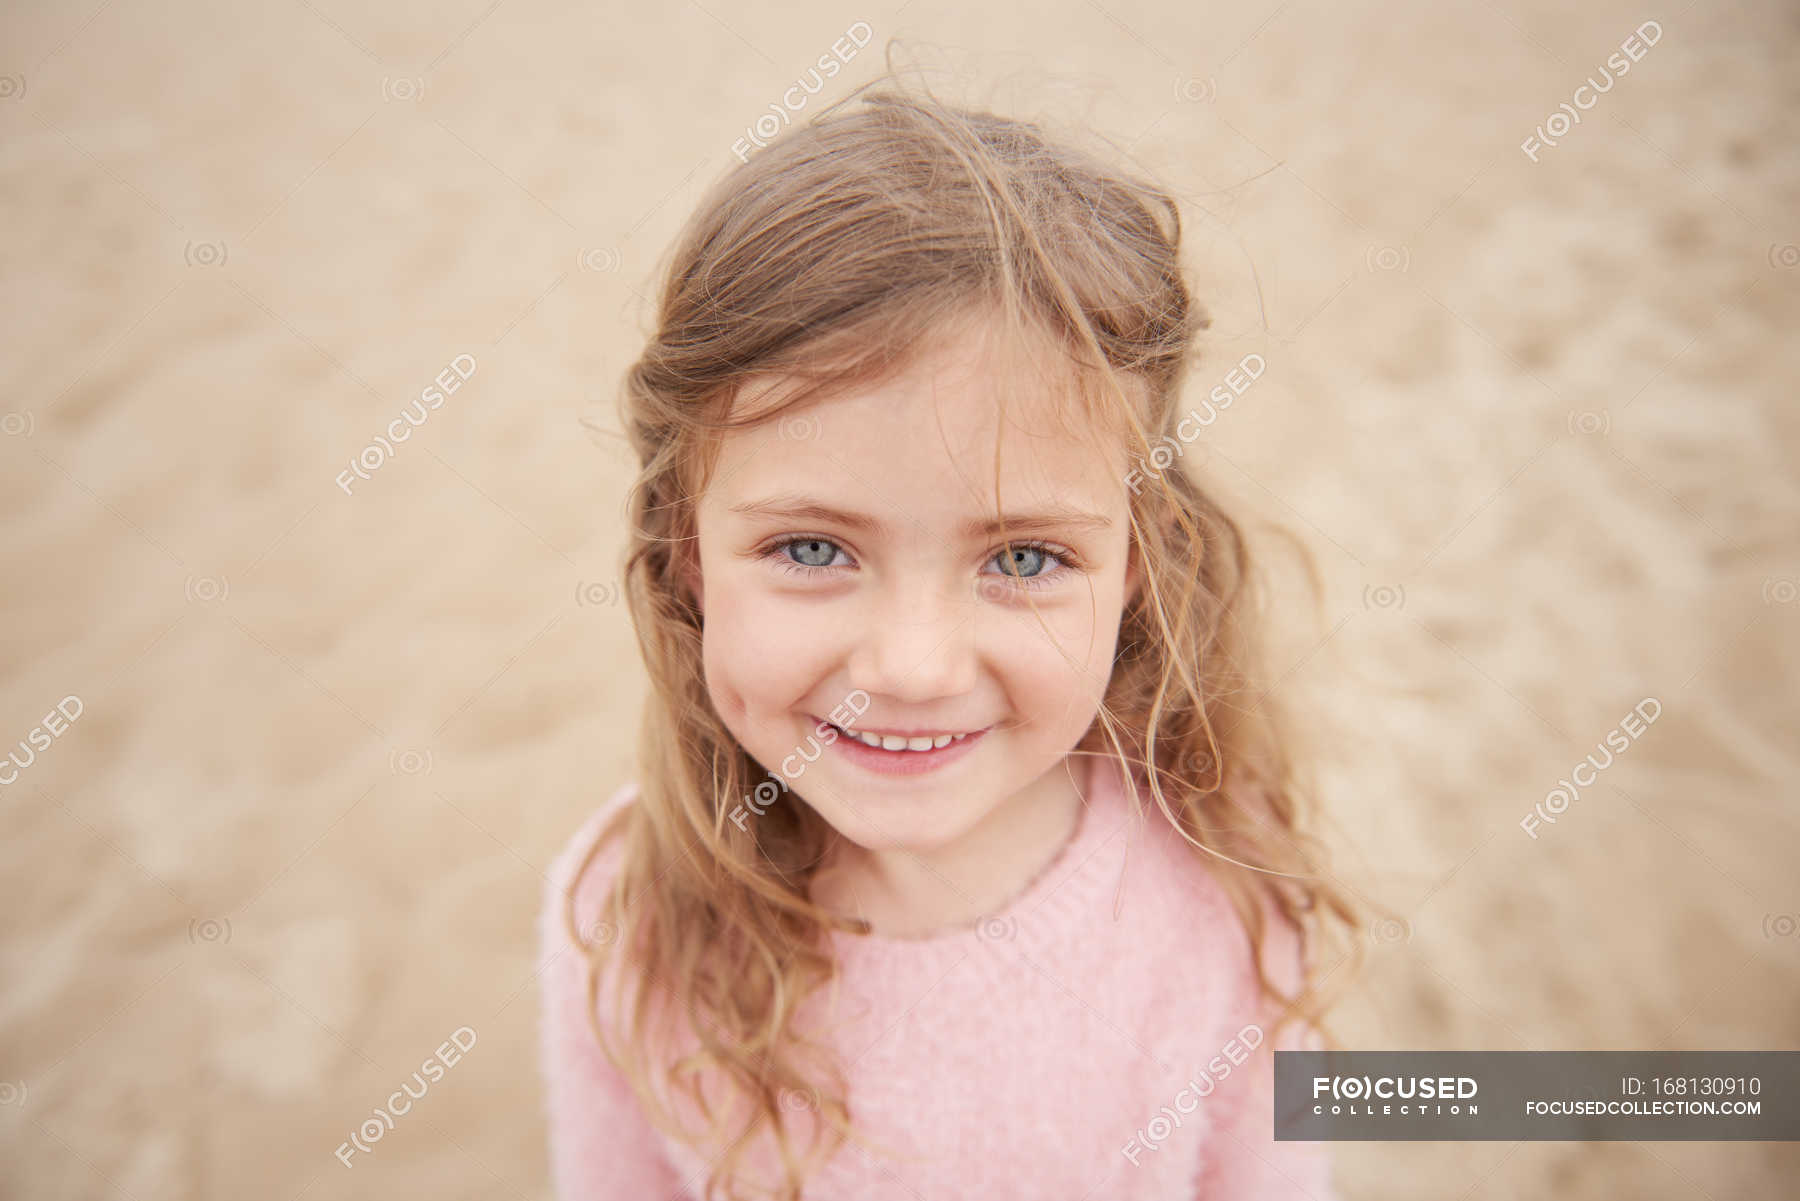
[1128,792,1315,1034]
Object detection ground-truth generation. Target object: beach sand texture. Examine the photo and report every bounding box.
[2,2,1797,1197]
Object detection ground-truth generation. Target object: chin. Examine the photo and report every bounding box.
[813,788,992,854]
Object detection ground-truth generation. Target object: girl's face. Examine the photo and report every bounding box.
[690,320,1142,858]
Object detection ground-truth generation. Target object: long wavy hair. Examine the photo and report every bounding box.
[562,63,1379,1201]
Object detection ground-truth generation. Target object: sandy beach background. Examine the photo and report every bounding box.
[2,0,1797,1197]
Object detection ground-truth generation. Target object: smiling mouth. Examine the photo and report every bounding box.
[812,717,987,753]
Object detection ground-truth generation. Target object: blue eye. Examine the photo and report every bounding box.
[767,537,846,576]
[985,543,1069,589]
[759,537,1074,590]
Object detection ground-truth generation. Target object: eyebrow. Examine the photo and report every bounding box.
[726,493,1113,539]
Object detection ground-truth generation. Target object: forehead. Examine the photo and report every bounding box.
[705,321,1133,524]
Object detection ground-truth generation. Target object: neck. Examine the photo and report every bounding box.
[811,756,1087,939]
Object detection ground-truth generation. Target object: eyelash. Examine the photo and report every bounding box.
[759,536,1077,591]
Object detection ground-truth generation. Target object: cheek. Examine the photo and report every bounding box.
[997,598,1120,712]
[1020,571,1127,658]
[701,578,832,716]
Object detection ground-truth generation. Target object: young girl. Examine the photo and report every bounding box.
[537,71,1367,1201]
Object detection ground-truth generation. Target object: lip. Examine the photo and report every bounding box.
[810,716,992,777]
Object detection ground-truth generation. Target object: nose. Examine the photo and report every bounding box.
[846,574,979,704]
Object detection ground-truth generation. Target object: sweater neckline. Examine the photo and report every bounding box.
[823,751,1133,961]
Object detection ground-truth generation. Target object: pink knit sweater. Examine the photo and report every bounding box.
[536,751,1342,1200]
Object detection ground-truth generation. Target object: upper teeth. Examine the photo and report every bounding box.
[836,724,971,752]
